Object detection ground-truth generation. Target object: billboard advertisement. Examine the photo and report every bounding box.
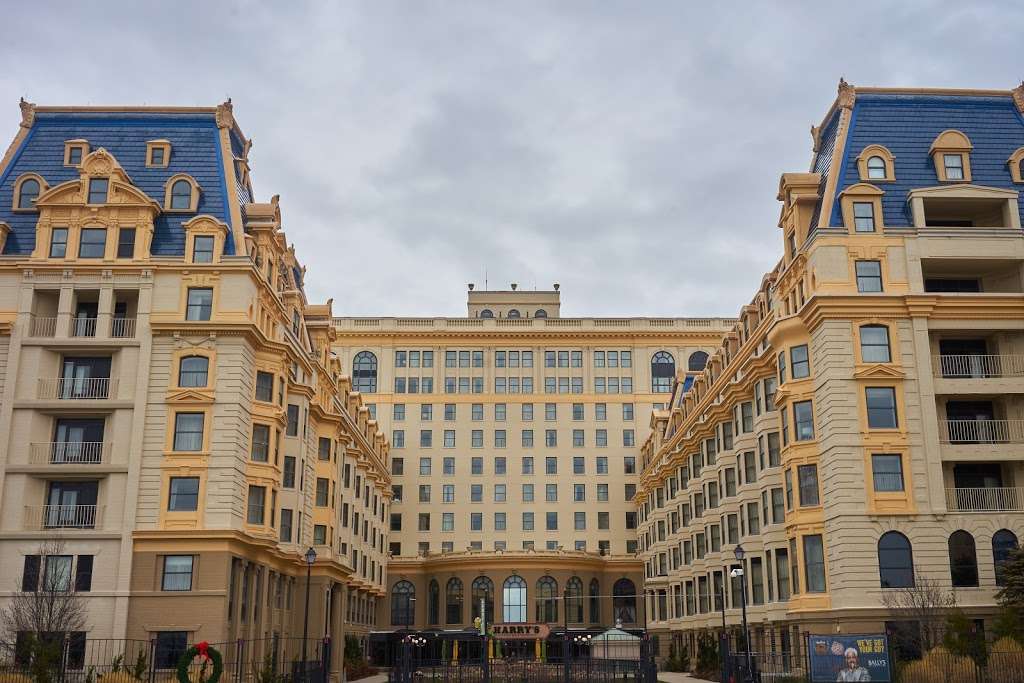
[806,634,892,682]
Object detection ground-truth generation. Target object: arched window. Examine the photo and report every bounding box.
[534,309,548,319]
[479,309,494,319]
[446,577,463,624]
[949,530,979,587]
[613,578,637,624]
[170,179,194,210]
[993,529,1019,587]
[878,531,914,588]
[178,355,210,388]
[16,177,41,210]
[507,309,521,319]
[565,577,583,623]
[391,580,414,626]
[687,351,709,372]
[867,156,887,180]
[353,351,378,393]
[427,579,440,625]
[471,576,494,622]
[651,351,676,393]
[502,575,527,623]
[536,576,558,623]
[588,579,600,623]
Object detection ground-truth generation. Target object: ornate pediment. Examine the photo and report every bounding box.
[165,388,215,404]
[853,363,906,380]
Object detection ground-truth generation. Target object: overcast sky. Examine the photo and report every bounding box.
[2,2,1022,317]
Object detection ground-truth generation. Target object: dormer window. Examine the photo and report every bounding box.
[1007,148,1024,183]
[853,202,875,232]
[193,235,215,263]
[79,228,107,258]
[64,140,89,167]
[88,178,109,204]
[16,177,41,209]
[164,174,200,212]
[856,145,896,182]
[929,130,972,182]
[867,157,886,179]
[146,140,171,168]
[944,154,964,180]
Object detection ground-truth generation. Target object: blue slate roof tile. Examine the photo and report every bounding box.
[828,94,1024,227]
[0,111,236,256]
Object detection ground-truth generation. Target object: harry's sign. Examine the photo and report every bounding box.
[492,623,551,639]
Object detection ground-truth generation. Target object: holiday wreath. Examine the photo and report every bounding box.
[176,641,223,683]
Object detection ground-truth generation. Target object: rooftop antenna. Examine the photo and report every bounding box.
[484,268,488,291]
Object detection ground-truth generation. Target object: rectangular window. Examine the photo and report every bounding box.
[173,413,204,451]
[162,555,194,591]
[624,456,636,474]
[866,387,898,428]
[442,513,454,531]
[79,228,106,258]
[246,485,266,524]
[87,177,109,204]
[545,430,557,447]
[279,509,293,542]
[255,371,274,402]
[944,153,964,180]
[871,454,904,491]
[522,483,534,501]
[283,456,296,487]
[420,430,433,448]
[797,464,820,506]
[793,401,814,441]
[523,512,535,530]
[49,227,69,258]
[168,477,200,511]
[315,478,329,506]
[251,424,270,462]
[856,260,883,292]
[546,511,558,530]
[391,430,405,448]
[522,456,534,474]
[546,483,558,501]
[521,429,534,447]
[860,325,891,363]
[771,488,784,523]
[286,404,299,436]
[419,457,431,475]
[495,430,507,448]
[186,288,213,320]
[117,228,136,258]
[472,457,483,475]
[574,484,585,501]
[597,483,609,501]
[190,235,217,263]
[623,429,635,447]
[803,535,826,593]
[853,202,875,232]
[790,345,810,379]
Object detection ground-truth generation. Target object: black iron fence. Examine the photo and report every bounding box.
[0,636,329,683]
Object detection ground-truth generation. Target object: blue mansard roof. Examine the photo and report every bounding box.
[826,91,1024,227]
[0,109,250,256]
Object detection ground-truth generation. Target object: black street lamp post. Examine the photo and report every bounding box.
[733,545,753,683]
[301,547,317,676]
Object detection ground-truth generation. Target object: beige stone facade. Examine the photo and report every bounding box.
[330,294,731,640]
[638,83,1024,665]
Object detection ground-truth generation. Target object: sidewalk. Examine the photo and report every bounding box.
[657,672,716,683]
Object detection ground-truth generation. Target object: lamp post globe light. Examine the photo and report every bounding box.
[301,547,317,672]
[732,545,753,682]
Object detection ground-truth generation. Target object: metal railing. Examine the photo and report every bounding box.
[70,316,98,337]
[29,316,58,337]
[24,504,103,530]
[111,317,137,338]
[934,353,1024,378]
[29,442,110,465]
[37,377,116,399]
[940,419,1024,444]
[945,486,1024,512]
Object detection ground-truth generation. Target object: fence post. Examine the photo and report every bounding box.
[235,639,244,683]
[320,637,331,683]
[148,639,157,683]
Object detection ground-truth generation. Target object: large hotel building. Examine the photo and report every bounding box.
[0,80,1023,673]
[638,81,1024,662]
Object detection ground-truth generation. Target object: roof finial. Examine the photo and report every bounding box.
[837,77,856,109]
[19,97,35,129]
[1013,81,1024,114]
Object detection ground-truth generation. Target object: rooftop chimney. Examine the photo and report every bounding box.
[511,283,518,291]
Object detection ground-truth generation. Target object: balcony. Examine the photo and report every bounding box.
[70,317,98,338]
[940,419,1024,444]
[24,504,103,530]
[37,378,116,400]
[945,487,1024,512]
[110,317,136,339]
[934,355,1024,378]
[29,442,110,465]
[29,316,58,338]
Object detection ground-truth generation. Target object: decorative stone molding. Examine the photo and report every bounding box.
[1013,81,1024,113]
[837,77,856,109]
[19,98,35,128]
[215,98,234,129]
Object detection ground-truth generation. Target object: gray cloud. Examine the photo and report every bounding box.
[3,0,1023,316]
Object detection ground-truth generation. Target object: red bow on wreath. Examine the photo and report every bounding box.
[196,642,211,661]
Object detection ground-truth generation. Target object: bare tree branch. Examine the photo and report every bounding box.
[0,537,88,640]
[880,569,957,652]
